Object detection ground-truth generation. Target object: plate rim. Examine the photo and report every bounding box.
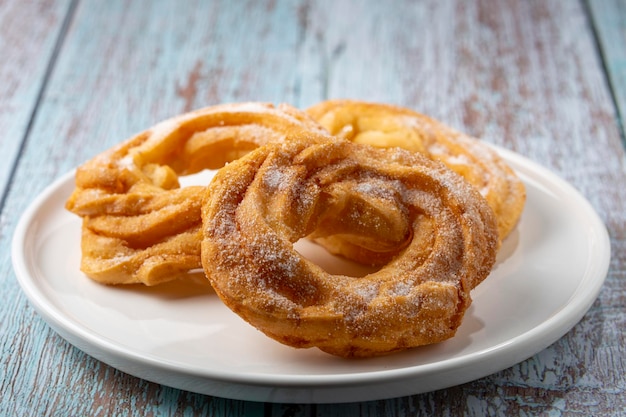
[11,147,611,401]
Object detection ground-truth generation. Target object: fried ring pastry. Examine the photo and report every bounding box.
[201,139,498,357]
[65,103,328,285]
[306,99,525,241]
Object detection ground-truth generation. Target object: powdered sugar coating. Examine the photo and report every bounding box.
[306,100,526,241]
[201,140,498,358]
[66,102,330,285]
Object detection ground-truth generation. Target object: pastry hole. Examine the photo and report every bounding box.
[178,169,218,187]
[293,238,380,278]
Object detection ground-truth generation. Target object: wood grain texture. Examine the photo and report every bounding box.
[1,0,625,416]
[0,0,70,201]
[587,0,626,145]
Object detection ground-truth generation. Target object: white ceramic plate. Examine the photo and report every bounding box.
[12,148,610,403]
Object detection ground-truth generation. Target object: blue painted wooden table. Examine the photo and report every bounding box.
[2,0,625,415]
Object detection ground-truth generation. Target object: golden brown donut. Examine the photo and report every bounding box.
[306,99,525,241]
[201,139,499,358]
[65,103,329,285]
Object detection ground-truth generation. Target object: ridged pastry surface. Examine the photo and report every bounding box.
[201,139,499,357]
[66,103,328,285]
[307,99,525,241]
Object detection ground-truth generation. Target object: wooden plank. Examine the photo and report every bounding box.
[587,0,626,144]
[0,0,71,202]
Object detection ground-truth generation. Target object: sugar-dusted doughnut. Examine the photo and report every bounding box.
[201,139,498,357]
[307,99,525,241]
[65,103,328,285]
